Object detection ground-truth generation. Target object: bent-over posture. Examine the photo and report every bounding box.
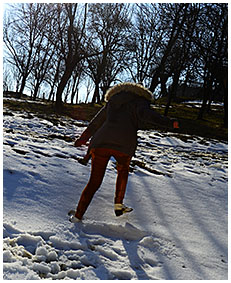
[71,82,179,221]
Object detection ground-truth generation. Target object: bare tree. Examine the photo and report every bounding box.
[30,39,56,100]
[125,4,164,86]
[85,3,131,104]
[3,2,227,127]
[53,3,88,111]
[194,4,227,121]
[3,62,11,92]
[148,4,191,94]
[4,4,50,96]
[163,4,201,115]
[46,55,63,102]
[69,63,84,104]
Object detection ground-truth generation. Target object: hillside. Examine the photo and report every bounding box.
[3,96,228,279]
[3,95,228,142]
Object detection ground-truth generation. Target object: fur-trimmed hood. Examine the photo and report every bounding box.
[105,82,153,102]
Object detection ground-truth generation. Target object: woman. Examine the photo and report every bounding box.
[70,82,179,222]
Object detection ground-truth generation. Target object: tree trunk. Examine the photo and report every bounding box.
[75,89,79,104]
[55,66,73,111]
[48,59,61,102]
[18,76,27,97]
[149,4,189,93]
[160,75,168,98]
[223,77,228,128]
[164,71,180,116]
[197,70,211,120]
[71,72,81,104]
[197,87,209,120]
[91,82,100,104]
[64,80,71,103]
[33,83,39,101]
[149,66,161,93]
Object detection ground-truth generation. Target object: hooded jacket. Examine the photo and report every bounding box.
[79,82,173,156]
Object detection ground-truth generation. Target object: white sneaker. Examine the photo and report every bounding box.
[69,215,81,223]
[114,204,133,216]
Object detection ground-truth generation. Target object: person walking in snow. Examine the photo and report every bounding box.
[70,82,179,222]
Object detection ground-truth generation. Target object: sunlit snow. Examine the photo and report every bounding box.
[3,99,228,280]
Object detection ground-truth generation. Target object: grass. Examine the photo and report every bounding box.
[3,96,227,142]
[154,98,227,141]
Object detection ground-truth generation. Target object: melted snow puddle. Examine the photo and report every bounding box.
[3,221,178,280]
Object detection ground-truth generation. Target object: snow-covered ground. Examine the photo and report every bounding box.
[3,100,228,280]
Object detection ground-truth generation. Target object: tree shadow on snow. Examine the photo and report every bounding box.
[127,171,227,279]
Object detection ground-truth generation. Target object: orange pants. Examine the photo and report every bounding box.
[75,148,131,219]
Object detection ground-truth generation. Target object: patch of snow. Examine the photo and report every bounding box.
[3,103,228,280]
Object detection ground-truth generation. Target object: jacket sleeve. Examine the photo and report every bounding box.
[137,100,173,128]
[75,105,107,145]
[87,105,107,136]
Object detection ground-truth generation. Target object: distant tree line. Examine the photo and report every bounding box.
[3,3,227,126]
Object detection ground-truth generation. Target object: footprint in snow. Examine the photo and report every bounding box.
[3,221,177,280]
